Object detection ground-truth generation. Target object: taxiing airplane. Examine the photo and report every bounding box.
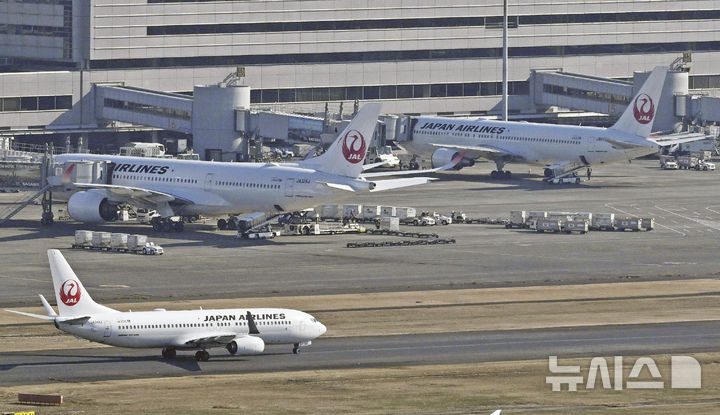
[5,250,327,361]
[52,103,460,231]
[400,67,697,182]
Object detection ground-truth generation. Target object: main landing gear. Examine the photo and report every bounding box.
[293,343,301,354]
[161,347,176,359]
[195,350,210,361]
[490,170,512,179]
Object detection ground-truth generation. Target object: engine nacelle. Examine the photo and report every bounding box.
[67,190,118,222]
[226,336,265,355]
[430,148,475,170]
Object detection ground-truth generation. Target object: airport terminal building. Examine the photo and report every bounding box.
[2,0,720,153]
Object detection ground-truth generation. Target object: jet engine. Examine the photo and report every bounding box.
[431,148,475,170]
[67,190,118,222]
[225,336,265,355]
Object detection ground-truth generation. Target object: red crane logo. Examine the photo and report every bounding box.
[341,130,366,164]
[59,280,81,306]
[633,93,655,125]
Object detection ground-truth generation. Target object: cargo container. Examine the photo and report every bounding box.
[534,219,562,233]
[591,213,616,231]
[563,220,589,234]
[111,233,129,251]
[362,205,382,219]
[91,232,112,250]
[319,204,340,220]
[342,204,362,219]
[128,234,148,251]
[615,218,643,231]
[72,230,93,248]
[526,211,548,226]
[381,206,397,218]
[640,217,655,231]
[506,210,527,228]
[396,207,417,222]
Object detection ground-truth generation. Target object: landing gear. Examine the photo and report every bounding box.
[195,350,210,361]
[217,218,227,230]
[161,347,176,359]
[490,159,511,179]
[408,156,420,170]
[292,343,301,354]
[490,170,512,179]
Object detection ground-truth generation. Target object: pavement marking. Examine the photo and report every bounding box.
[605,203,686,236]
[655,205,720,232]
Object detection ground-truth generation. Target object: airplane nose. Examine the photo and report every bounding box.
[317,322,327,336]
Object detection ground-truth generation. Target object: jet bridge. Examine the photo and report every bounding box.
[531,70,634,117]
[96,85,193,134]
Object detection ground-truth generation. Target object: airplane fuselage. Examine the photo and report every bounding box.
[53,154,365,216]
[404,117,658,166]
[59,307,323,349]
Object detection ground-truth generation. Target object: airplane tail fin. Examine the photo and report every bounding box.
[609,66,668,138]
[299,103,382,178]
[48,249,115,316]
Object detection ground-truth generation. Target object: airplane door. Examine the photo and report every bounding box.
[204,173,214,191]
[104,322,111,338]
[285,178,294,197]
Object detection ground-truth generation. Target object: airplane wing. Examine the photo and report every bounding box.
[648,133,714,147]
[362,151,469,178]
[428,143,522,162]
[369,177,437,192]
[71,183,195,206]
[179,333,239,348]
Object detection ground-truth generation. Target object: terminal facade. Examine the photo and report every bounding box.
[1,0,720,157]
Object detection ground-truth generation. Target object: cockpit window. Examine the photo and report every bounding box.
[311,318,317,323]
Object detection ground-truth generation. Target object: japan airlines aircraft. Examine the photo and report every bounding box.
[52,103,459,230]
[5,250,327,361]
[401,67,696,182]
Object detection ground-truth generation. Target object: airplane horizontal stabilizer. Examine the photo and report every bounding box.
[4,309,56,321]
[598,137,646,150]
[369,177,436,192]
[56,315,91,325]
[320,182,356,192]
[362,161,389,171]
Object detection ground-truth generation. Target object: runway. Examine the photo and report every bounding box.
[2,320,719,386]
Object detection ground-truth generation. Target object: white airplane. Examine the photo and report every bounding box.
[5,249,327,361]
[52,103,460,231]
[400,67,698,182]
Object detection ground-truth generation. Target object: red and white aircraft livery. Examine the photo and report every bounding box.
[52,103,462,229]
[401,67,698,181]
[6,250,327,361]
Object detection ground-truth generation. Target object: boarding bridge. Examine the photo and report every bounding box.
[95,85,193,134]
[531,70,634,117]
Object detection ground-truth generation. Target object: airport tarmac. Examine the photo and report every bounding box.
[1,158,719,305]
[1,158,719,413]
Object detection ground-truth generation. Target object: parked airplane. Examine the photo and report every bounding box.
[51,103,460,231]
[5,250,326,361]
[400,67,697,182]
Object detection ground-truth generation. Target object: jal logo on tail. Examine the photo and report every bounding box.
[341,130,366,164]
[633,93,655,125]
[59,279,81,306]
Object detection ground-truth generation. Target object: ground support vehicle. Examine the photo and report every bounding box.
[563,220,589,234]
[533,219,562,233]
[615,218,643,231]
[506,210,528,229]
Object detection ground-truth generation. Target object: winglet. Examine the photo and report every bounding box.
[246,311,260,335]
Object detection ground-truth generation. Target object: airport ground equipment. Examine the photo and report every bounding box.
[696,160,715,171]
[563,220,589,234]
[591,213,616,231]
[534,219,562,233]
[640,218,655,231]
[451,211,468,223]
[412,214,436,226]
[429,211,452,225]
[72,231,164,254]
[285,221,364,235]
[677,155,699,170]
[615,218,644,231]
[396,207,417,223]
[664,160,679,169]
[506,210,528,229]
